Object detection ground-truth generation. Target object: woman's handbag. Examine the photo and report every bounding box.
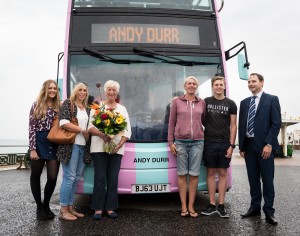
[47,101,78,144]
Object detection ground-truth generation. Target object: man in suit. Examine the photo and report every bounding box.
[238,73,281,225]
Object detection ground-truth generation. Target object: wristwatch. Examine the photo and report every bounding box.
[267,144,272,147]
[230,144,236,148]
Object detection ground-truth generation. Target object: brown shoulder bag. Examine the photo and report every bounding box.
[47,101,78,144]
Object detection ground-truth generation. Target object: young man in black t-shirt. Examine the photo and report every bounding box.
[201,76,237,218]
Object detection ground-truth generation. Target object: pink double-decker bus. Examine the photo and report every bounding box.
[58,0,249,194]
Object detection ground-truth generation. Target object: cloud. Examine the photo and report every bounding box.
[0,1,67,140]
[221,0,300,124]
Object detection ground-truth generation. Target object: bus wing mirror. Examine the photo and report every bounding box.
[238,54,249,80]
[225,42,250,81]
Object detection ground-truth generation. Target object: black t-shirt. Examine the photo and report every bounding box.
[204,96,237,142]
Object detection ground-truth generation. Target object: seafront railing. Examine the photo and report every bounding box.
[0,145,30,169]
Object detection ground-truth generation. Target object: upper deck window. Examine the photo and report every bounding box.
[74,0,213,11]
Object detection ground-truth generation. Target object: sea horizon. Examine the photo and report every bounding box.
[0,138,28,154]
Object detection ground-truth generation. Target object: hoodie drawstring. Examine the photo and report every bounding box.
[186,100,195,109]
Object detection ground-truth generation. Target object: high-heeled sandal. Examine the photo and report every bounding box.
[59,211,77,221]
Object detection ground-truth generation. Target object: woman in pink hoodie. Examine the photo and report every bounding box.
[168,76,206,218]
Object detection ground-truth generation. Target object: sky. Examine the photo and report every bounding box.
[1,0,300,142]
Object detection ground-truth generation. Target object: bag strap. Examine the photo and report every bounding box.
[70,100,75,120]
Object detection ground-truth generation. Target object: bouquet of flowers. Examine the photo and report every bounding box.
[90,103,127,154]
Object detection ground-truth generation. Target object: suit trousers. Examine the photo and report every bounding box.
[244,138,275,216]
[91,152,122,211]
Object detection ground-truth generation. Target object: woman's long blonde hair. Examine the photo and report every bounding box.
[69,82,89,106]
[34,80,61,119]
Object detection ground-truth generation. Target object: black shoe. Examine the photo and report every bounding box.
[266,215,278,225]
[217,204,229,218]
[108,211,118,219]
[241,208,261,218]
[44,206,55,219]
[201,204,217,216]
[36,204,48,221]
[93,213,102,220]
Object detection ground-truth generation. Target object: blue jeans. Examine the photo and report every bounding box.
[175,140,204,176]
[60,144,85,206]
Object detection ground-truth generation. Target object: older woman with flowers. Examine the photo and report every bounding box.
[57,82,91,221]
[88,80,131,220]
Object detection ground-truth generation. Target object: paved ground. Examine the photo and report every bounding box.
[0,151,300,235]
[231,149,300,166]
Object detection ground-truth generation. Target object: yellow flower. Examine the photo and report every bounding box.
[105,119,110,126]
[116,116,124,124]
[106,111,114,118]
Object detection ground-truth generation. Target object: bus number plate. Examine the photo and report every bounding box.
[131,184,170,193]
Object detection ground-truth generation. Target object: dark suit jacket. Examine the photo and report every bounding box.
[238,92,281,152]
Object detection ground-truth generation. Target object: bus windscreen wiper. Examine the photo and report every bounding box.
[133,47,219,66]
[83,47,153,64]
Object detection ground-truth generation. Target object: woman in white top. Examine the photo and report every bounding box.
[56,82,91,221]
[88,80,131,220]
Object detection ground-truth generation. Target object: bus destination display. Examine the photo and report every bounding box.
[91,23,200,45]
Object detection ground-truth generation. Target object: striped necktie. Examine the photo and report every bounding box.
[247,96,256,136]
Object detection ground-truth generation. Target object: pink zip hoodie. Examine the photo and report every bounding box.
[168,95,206,145]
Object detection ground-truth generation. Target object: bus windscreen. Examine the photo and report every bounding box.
[69,54,220,142]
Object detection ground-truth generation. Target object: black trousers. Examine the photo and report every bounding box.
[91,152,122,211]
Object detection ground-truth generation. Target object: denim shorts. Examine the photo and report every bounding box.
[175,140,204,176]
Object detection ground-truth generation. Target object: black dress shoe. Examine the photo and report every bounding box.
[241,208,261,218]
[266,215,278,225]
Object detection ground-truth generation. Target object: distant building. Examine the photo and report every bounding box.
[286,130,300,146]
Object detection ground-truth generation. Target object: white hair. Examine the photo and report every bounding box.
[104,80,120,93]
